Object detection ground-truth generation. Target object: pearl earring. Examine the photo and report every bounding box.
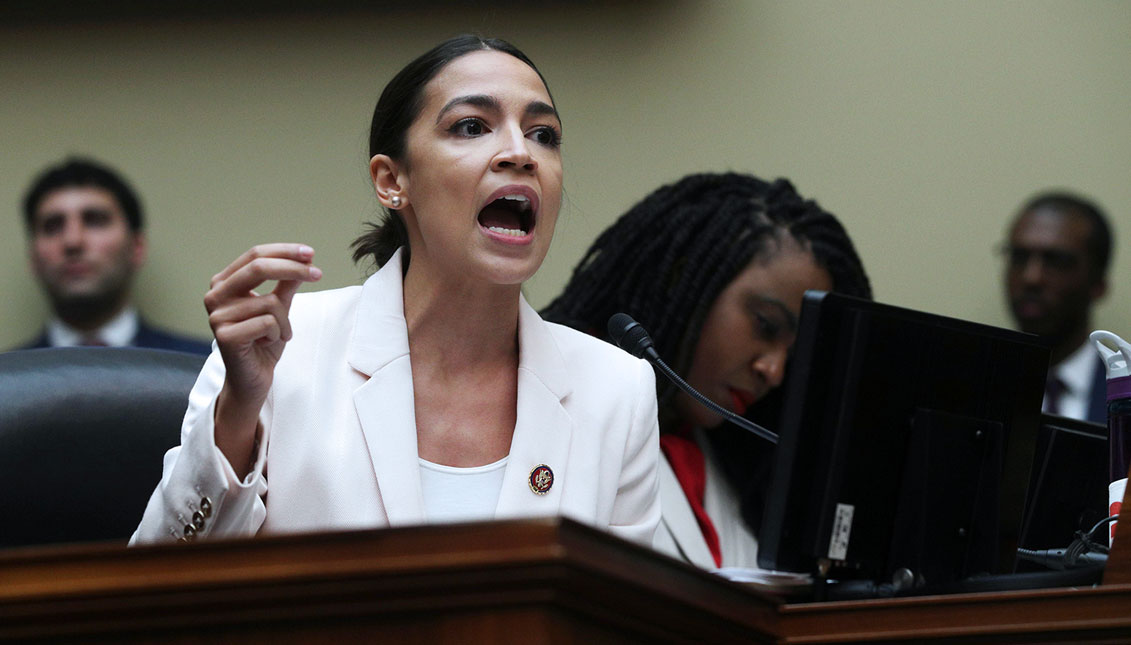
[390,195,402,208]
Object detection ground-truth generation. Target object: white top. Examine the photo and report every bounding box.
[47,307,138,347]
[1046,340,1098,420]
[419,456,508,523]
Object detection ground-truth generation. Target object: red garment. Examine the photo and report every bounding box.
[660,432,722,567]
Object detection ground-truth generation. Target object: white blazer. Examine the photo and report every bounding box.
[652,432,759,569]
[132,250,660,546]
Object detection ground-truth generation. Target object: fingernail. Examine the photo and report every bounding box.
[309,266,322,280]
[299,245,314,257]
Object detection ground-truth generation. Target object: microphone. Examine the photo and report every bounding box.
[607,313,779,445]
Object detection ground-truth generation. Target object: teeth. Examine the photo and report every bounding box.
[500,194,532,211]
[488,226,527,237]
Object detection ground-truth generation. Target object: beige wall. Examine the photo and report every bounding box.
[2,1,1129,349]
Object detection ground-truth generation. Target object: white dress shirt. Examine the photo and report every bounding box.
[1045,340,1099,420]
[46,307,139,347]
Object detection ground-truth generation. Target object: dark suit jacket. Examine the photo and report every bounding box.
[15,320,212,356]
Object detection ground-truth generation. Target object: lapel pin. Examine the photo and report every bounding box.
[528,464,554,495]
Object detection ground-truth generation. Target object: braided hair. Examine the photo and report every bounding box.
[542,172,872,535]
[543,172,872,424]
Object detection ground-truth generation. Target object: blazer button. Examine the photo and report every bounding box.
[183,524,197,540]
[192,511,205,530]
[200,497,213,518]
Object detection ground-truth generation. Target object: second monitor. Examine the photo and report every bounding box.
[758,291,1049,592]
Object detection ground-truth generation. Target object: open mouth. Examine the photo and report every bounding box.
[478,189,536,240]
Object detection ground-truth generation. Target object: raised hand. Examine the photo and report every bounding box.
[203,244,321,474]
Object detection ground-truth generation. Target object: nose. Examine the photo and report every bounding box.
[1018,254,1046,286]
[491,126,538,173]
[753,345,788,389]
[61,218,85,252]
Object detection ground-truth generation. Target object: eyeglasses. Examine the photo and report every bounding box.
[998,244,1083,273]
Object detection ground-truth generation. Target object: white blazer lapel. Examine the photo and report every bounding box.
[658,457,717,568]
[347,250,426,526]
[495,297,574,518]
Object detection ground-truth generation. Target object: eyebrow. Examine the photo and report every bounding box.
[746,294,800,331]
[435,94,560,124]
[36,206,114,223]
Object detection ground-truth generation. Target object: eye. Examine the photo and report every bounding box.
[1006,247,1031,269]
[529,125,562,148]
[1043,249,1080,272]
[754,314,781,342]
[83,209,113,228]
[37,215,64,235]
[450,118,487,137]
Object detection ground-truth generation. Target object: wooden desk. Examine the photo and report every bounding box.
[2,518,1129,644]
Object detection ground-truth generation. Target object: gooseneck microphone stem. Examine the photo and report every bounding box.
[651,354,779,444]
[607,313,779,445]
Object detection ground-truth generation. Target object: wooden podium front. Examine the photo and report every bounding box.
[3,518,1131,644]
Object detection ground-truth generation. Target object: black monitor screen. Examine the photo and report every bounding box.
[758,291,1049,588]
[1017,414,1107,564]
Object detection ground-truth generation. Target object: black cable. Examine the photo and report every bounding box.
[1080,514,1118,555]
[1015,514,1119,570]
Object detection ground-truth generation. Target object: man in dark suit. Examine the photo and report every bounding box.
[1003,191,1113,423]
[13,157,210,355]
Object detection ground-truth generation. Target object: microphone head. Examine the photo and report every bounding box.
[608,313,655,359]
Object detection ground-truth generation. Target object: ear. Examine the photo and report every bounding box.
[130,231,148,270]
[369,154,408,210]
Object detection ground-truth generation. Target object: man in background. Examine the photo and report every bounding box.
[1003,191,1113,423]
[13,157,210,354]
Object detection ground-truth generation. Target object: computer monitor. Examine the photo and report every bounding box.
[1017,414,1107,563]
[757,291,1049,590]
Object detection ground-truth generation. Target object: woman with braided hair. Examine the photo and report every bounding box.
[543,172,871,569]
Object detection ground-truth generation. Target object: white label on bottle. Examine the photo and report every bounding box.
[1110,478,1126,547]
[829,503,854,561]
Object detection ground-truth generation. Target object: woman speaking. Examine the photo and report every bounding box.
[132,36,660,545]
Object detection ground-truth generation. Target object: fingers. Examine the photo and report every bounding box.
[213,313,285,348]
[209,289,295,343]
[205,244,322,313]
[205,244,323,349]
[212,243,315,285]
[274,278,304,311]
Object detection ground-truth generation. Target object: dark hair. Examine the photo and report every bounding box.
[1018,191,1113,280]
[542,172,871,420]
[542,172,871,535]
[351,35,554,270]
[22,157,143,233]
